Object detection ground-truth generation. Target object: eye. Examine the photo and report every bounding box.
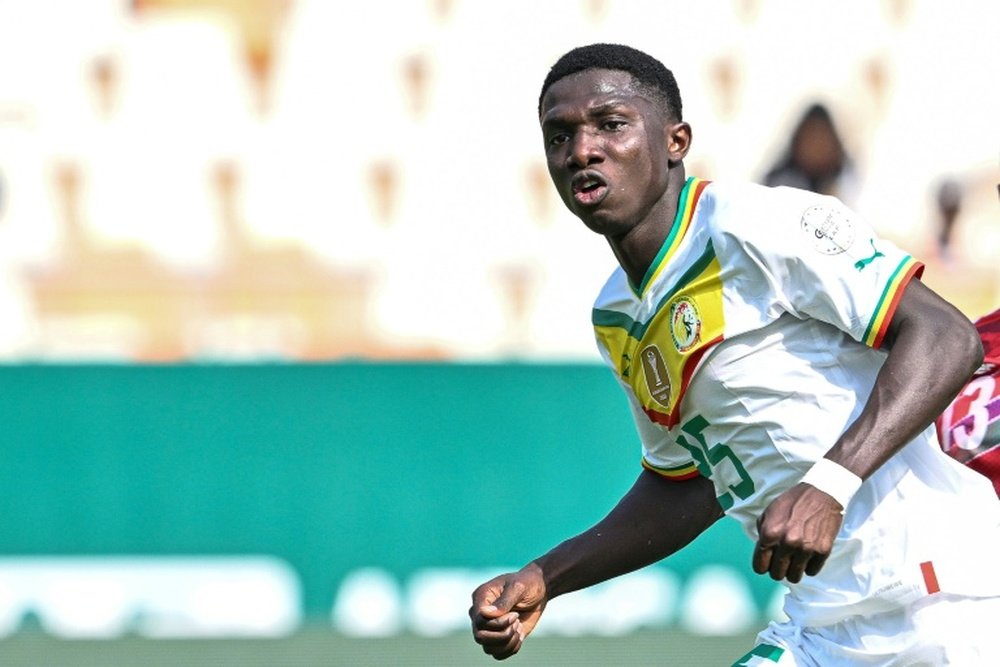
[602,119,627,131]
[546,132,570,147]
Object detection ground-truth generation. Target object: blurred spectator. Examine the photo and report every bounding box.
[763,103,859,205]
[934,177,963,265]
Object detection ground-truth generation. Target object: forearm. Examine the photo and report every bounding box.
[826,282,983,479]
[530,471,722,599]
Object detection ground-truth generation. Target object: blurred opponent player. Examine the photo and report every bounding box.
[937,309,1000,494]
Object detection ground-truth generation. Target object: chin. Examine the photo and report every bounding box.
[578,211,630,237]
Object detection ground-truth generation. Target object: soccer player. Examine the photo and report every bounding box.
[937,308,1000,495]
[469,44,1000,665]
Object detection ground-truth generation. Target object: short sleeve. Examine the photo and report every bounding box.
[716,187,923,349]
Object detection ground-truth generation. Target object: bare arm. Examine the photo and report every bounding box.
[470,470,721,660]
[754,279,983,582]
[533,469,722,597]
[823,279,982,476]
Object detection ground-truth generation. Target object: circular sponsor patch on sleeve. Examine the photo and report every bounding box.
[800,206,855,255]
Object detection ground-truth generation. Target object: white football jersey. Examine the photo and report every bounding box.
[593,178,1000,626]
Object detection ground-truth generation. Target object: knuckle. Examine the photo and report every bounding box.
[759,525,784,543]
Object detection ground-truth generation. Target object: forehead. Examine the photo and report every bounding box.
[540,69,650,121]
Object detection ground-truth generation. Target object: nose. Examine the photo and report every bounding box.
[566,129,603,169]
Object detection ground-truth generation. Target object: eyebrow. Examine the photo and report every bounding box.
[541,99,632,128]
[587,100,630,115]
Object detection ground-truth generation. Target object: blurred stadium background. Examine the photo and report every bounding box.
[0,0,996,665]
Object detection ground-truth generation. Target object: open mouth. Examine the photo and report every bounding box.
[572,173,608,206]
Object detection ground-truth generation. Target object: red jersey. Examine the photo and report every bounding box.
[936,309,1000,495]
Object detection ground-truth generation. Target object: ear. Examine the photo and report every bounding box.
[665,121,692,164]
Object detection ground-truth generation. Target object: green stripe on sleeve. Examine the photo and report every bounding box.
[732,643,785,666]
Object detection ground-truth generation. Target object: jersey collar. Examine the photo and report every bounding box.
[629,177,710,297]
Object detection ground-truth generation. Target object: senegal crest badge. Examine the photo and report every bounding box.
[670,297,701,353]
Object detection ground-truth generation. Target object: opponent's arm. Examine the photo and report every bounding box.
[470,470,721,660]
[754,279,983,583]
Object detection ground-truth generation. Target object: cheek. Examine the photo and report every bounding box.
[643,135,669,171]
[617,139,660,189]
[545,161,572,199]
[545,157,560,180]
[622,133,656,163]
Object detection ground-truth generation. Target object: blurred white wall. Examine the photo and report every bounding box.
[0,0,996,361]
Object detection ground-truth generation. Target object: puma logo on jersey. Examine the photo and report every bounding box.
[854,239,885,271]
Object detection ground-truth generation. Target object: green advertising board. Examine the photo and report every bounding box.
[0,363,780,638]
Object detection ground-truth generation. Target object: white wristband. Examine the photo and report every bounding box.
[800,458,862,511]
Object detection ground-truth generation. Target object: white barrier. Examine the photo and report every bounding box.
[0,558,782,639]
[332,565,783,638]
[0,556,301,638]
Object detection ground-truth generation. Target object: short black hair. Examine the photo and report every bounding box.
[538,43,683,121]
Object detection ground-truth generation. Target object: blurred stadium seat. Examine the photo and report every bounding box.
[0,0,995,361]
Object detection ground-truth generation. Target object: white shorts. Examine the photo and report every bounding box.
[732,593,1000,666]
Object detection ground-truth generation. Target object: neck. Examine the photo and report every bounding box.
[608,166,688,288]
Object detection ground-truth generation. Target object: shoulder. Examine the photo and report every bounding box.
[592,266,632,317]
[700,181,848,244]
[590,267,637,365]
[705,181,834,218]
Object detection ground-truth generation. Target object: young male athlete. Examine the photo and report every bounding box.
[469,43,1000,665]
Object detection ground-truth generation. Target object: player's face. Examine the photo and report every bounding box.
[539,69,677,236]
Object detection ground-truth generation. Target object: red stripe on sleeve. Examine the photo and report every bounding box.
[920,560,940,594]
[871,262,924,349]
